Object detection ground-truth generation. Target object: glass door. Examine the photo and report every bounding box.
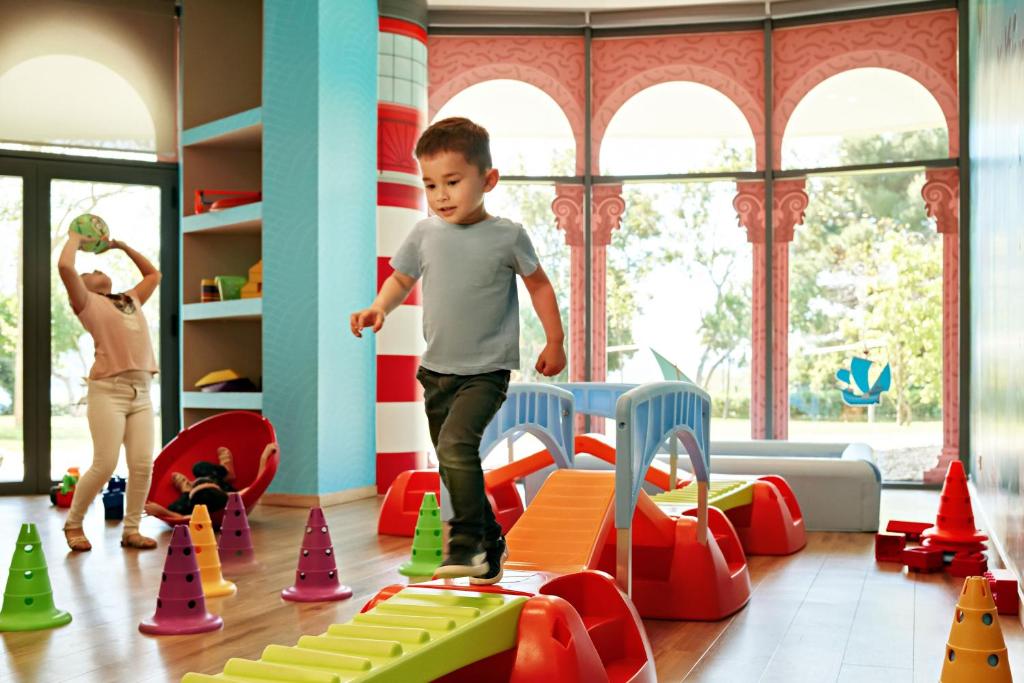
[0,174,25,485]
[49,179,165,481]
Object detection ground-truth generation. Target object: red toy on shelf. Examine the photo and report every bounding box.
[146,411,279,528]
[193,189,261,214]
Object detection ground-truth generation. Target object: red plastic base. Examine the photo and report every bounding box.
[377,470,440,536]
[947,552,988,578]
[985,569,1020,616]
[725,477,806,556]
[377,468,524,537]
[875,532,907,562]
[598,496,751,621]
[55,490,74,508]
[902,546,945,572]
[886,520,933,542]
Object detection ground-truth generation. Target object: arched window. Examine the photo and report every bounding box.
[0,56,157,159]
[600,82,756,176]
[433,79,576,176]
[782,68,948,169]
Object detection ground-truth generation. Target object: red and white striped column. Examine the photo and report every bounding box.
[376,11,429,493]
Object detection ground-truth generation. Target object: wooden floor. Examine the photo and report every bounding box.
[0,489,1022,682]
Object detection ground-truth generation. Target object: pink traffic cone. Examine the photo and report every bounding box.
[139,525,223,635]
[218,493,256,566]
[281,508,352,602]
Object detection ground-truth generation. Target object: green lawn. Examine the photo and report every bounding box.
[0,414,161,484]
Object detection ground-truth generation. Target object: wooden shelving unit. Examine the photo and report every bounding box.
[179,0,263,427]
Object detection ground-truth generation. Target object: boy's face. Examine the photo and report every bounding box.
[419,150,499,225]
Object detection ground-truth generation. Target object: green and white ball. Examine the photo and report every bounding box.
[70,214,110,254]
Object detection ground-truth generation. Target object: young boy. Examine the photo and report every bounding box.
[350,117,566,584]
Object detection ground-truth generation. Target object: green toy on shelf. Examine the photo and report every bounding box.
[215,275,247,301]
[398,492,443,582]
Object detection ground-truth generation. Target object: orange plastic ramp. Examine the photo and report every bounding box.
[505,470,615,575]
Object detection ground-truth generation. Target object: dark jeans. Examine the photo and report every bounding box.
[416,366,510,552]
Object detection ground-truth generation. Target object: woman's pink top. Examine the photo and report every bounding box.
[76,289,158,379]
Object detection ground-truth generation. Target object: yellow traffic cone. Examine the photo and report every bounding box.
[941,576,1013,682]
[189,505,236,598]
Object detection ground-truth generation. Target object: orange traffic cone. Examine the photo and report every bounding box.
[922,461,987,553]
[941,576,1012,682]
[189,505,236,598]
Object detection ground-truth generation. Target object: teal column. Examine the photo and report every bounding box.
[264,0,378,495]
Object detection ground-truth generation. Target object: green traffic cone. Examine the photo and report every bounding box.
[0,523,72,632]
[398,492,443,581]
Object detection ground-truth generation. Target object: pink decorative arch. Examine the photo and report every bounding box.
[773,9,959,162]
[428,36,586,174]
[591,31,766,171]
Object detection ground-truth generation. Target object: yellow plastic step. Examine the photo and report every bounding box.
[651,479,754,515]
[181,587,526,683]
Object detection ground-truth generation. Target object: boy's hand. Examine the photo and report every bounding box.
[67,231,85,245]
[350,307,386,337]
[535,342,566,377]
[108,239,125,250]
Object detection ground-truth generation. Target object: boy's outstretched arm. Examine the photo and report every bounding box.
[350,271,417,337]
[521,265,566,377]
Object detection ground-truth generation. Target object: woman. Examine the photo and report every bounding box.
[58,226,161,551]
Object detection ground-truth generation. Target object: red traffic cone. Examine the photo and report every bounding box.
[281,508,352,602]
[218,493,255,566]
[139,525,223,635]
[922,461,987,553]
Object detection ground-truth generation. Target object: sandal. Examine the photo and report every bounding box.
[121,532,157,550]
[63,526,92,552]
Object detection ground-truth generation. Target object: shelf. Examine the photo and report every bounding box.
[183,298,262,321]
[183,201,262,235]
[181,392,262,410]
[182,107,262,148]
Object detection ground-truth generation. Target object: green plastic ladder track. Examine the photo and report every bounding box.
[181,587,526,683]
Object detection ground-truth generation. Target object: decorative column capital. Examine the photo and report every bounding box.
[734,180,766,244]
[552,184,584,247]
[922,168,960,235]
[592,184,625,247]
[734,179,808,244]
[772,178,808,244]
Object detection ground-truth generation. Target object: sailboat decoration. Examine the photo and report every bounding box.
[651,348,696,384]
[836,356,891,406]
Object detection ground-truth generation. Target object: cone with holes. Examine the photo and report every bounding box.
[922,461,988,554]
[398,492,443,582]
[139,524,222,635]
[0,523,71,632]
[281,507,352,602]
[189,505,236,597]
[218,493,255,566]
[940,576,1012,682]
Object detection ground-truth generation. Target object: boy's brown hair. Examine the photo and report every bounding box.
[415,117,492,173]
